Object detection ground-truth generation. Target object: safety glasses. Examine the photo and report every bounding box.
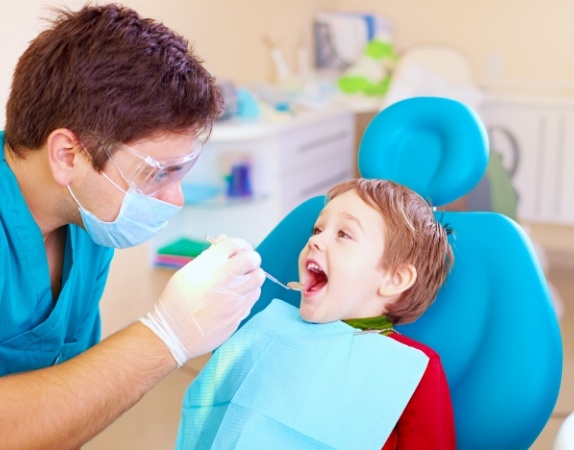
[100,139,203,196]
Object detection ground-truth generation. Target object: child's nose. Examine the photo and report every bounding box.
[308,233,324,250]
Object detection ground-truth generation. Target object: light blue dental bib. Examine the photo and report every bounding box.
[176,300,428,450]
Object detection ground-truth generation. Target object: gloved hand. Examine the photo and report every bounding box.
[140,235,264,366]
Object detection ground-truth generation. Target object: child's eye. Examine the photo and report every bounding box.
[338,230,351,239]
[311,226,322,236]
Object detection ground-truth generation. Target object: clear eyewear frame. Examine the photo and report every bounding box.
[100,139,203,196]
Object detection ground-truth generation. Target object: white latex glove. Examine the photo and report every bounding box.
[140,235,264,366]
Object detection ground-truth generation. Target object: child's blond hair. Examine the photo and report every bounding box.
[327,178,454,324]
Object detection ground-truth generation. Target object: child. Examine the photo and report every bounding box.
[177,178,455,450]
[298,178,455,449]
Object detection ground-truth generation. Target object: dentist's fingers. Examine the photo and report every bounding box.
[141,234,264,366]
[207,235,254,256]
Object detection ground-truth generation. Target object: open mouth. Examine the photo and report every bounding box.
[305,261,328,293]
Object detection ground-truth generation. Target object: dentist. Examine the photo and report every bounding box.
[0,4,264,449]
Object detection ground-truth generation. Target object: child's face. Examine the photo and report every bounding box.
[297,190,390,323]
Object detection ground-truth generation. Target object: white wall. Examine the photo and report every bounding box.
[333,0,574,94]
[3,0,573,128]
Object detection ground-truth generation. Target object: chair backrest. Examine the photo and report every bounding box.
[253,97,563,450]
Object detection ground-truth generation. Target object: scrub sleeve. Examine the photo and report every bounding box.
[0,131,114,375]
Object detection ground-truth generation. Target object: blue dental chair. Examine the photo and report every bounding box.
[252,97,563,450]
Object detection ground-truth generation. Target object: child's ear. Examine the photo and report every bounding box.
[378,264,417,297]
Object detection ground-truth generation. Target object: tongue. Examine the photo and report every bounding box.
[306,270,328,292]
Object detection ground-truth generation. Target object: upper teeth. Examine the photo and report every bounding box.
[307,262,322,272]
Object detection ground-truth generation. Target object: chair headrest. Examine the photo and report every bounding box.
[358,97,489,207]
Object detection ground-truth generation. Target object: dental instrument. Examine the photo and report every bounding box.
[286,281,304,290]
[205,235,302,291]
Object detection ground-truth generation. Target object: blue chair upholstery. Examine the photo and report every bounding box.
[252,97,563,450]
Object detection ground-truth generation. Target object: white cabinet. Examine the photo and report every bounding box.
[277,113,355,212]
[149,109,356,261]
[480,96,574,225]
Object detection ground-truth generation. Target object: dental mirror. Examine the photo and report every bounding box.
[287,281,304,291]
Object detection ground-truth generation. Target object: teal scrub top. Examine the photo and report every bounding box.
[0,132,114,375]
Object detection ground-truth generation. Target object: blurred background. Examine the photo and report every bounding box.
[0,1,572,448]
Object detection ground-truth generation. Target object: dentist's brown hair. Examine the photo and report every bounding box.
[5,3,222,170]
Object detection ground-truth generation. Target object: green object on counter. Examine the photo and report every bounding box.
[157,238,210,258]
[338,74,392,96]
[337,32,397,96]
[365,39,396,60]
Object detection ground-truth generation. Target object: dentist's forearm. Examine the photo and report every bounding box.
[0,322,176,450]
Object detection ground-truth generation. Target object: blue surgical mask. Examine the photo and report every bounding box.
[67,179,181,249]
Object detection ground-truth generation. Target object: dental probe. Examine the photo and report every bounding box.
[204,235,302,291]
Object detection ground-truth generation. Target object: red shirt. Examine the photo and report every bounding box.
[382,332,456,450]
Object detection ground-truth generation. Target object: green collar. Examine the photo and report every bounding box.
[342,315,394,336]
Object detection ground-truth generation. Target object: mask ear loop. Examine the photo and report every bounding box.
[67,184,86,210]
[100,170,128,194]
[79,140,129,194]
[67,141,92,211]
[99,142,154,195]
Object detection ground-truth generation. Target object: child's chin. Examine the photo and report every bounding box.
[299,310,314,323]
[299,309,331,324]
[299,305,319,323]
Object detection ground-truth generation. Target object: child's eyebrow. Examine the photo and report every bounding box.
[340,212,364,231]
